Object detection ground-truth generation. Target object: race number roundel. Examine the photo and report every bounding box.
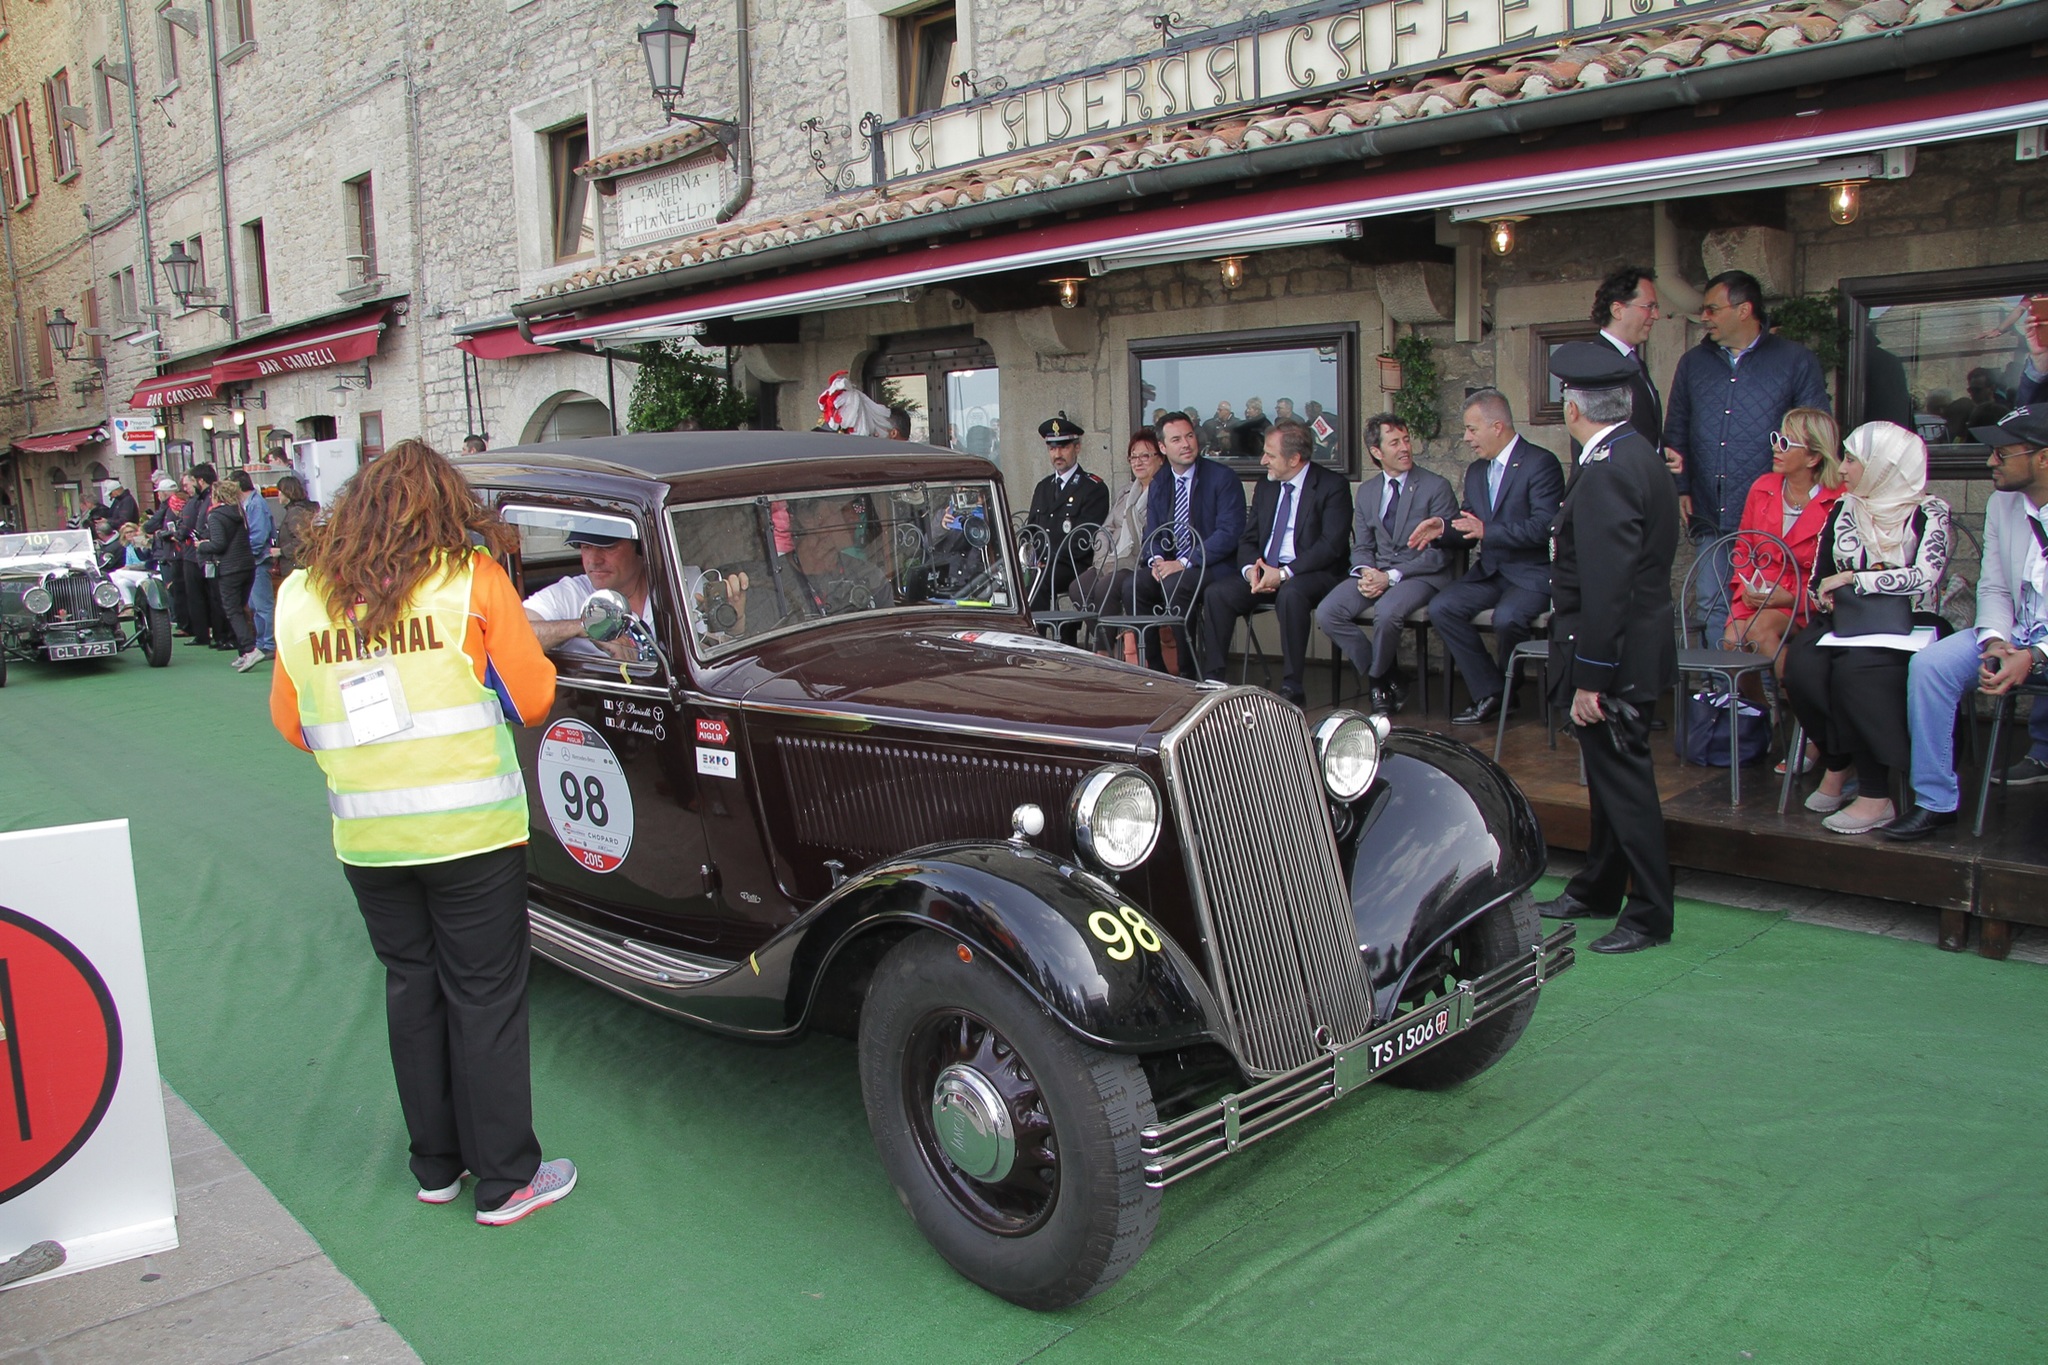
[0,905,124,1205]
[537,719,636,874]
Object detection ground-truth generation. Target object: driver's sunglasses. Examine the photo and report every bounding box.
[1988,445,2042,462]
[1768,431,1807,454]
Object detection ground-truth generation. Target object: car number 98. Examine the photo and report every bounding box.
[1087,906,1162,961]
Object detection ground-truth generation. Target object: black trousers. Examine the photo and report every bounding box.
[1135,567,1204,678]
[1782,617,1915,791]
[183,558,225,644]
[1202,567,1343,698]
[166,563,190,631]
[215,570,256,654]
[343,845,541,1213]
[1566,696,1675,939]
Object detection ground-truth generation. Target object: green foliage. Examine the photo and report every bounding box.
[1771,290,1849,374]
[1386,333,1442,440]
[626,342,755,432]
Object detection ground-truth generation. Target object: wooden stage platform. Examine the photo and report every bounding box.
[1457,704,2048,960]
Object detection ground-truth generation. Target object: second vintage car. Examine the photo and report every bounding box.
[0,528,174,686]
[453,433,1570,1309]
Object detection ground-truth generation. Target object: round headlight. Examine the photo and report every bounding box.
[1314,711,1385,802]
[22,586,52,615]
[1070,765,1161,872]
[93,580,123,609]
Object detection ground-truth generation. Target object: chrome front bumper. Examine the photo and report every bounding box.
[1138,924,1577,1188]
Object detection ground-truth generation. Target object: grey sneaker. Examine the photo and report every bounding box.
[1994,755,2048,787]
[476,1157,576,1226]
[232,649,264,672]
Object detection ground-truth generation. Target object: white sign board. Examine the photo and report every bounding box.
[0,820,177,1289]
[882,0,1751,178]
[615,155,731,246]
[111,416,160,458]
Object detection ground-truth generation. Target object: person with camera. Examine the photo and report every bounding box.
[1780,422,1952,835]
[197,469,261,670]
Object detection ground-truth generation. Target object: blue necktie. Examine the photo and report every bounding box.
[1264,483,1295,565]
[1172,474,1193,559]
[1382,476,1401,538]
[1487,458,1504,510]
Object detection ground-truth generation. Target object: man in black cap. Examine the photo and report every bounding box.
[1537,341,1681,954]
[523,528,655,651]
[1025,412,1108,607]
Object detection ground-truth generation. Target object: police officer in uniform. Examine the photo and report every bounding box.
[1025,413,1109,608]
[1538,343,1681,954]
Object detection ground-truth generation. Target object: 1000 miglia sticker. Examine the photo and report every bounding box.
[537,720,636,873]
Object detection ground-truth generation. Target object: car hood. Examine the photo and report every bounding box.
[720,620,1206,752]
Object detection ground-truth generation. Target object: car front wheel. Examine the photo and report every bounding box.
[141,603,174,667]
[1381,891,1542,1090]
[858,931,1159,1310]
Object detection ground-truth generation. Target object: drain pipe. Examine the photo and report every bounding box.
[714,0,753,224]
[0,191,31,437]
[201,0,240,338]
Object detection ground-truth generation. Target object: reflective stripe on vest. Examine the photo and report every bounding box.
[301,697,506,751]
[327,771,526,820]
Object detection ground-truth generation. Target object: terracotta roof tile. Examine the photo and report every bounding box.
[534,0,2016,300]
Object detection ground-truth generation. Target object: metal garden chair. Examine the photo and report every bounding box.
[1678,528,1802,805]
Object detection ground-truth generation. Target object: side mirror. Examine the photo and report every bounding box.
[582,589,632,642]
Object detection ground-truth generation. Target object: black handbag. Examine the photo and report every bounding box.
[1830,588,1913,638]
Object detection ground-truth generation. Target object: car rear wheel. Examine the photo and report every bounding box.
[1381,892,1541,1091]
[141,604,173,667]
[858,931,1159,1310]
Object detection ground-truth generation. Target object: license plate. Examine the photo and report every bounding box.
[48,639,117,661]
[1362,1002,1461,1076]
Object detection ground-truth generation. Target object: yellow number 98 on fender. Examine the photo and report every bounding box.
[1088,906,1163,961]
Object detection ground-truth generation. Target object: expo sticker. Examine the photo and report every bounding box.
[696,718,730,745]
[696,747,737,779]
[0,904,124,1204]
[538,720,636,873]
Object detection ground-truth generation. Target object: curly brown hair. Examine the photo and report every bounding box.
[300,438,515,638]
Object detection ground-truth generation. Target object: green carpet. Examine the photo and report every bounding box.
[4,649,2044,1363]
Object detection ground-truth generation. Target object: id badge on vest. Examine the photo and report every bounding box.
[337,659,414,746]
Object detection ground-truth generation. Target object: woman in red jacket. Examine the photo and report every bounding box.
[1722,406,1844,673]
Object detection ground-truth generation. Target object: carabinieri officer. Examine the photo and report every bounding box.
[1025,412,1109,607]
[1537,342,1682,954]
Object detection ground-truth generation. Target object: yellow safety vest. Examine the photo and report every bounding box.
[275,552,528,866]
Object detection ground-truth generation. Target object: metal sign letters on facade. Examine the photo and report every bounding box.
[878,0,1752,181]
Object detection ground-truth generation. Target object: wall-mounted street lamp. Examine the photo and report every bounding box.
[1485,216,1527,257]
[1216,256,1247,290]
[46,307,108,375]
[1048,276,1085,309]
[160,241,232,320]
[1823,179,1865,226]
[638,2,740,148]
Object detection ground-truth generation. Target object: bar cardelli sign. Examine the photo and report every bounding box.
[880,0,1751,180]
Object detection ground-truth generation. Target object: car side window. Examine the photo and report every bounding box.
[499,505,664,678]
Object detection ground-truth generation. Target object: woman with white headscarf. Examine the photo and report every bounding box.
[1782,421,1952,834]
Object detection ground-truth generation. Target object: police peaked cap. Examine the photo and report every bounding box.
[1547,341,1637,390]
[1038,412,1084,443]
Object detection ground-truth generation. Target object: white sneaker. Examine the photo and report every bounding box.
[232,649,263,672]
[417,1171,469,1204]
[1823,800,1895,835]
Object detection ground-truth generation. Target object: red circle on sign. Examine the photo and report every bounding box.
[0,905,123,1205]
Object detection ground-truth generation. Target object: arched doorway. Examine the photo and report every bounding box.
[523,391,613,443]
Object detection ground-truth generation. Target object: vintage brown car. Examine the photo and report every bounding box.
[457,434,1571,1309]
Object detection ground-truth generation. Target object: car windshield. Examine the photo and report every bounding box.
[0,529,95,575]
[671,481,1015,658]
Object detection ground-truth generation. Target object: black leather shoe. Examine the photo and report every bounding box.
[1589,926,1670,954]
[1383,676,1408,715]
[1450,694,1501,726]
[1280,688,1307,708]
[1881,805,1958,842]
[1368,682,1394,715]
[1537,893,1611,920]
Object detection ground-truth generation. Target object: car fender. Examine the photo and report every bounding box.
[137,576,168,611]
[788,843,1231,1054]
[1342,729,1547,1021]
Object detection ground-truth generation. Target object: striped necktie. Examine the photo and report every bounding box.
[1173,473,1193,559]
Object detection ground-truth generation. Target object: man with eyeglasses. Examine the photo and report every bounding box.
[1590,266,1664,449]
[1663,269,1831,644]
[1884,407,2048,839]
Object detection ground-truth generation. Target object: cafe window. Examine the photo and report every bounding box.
[1842,263,2048,478]
[1528,322,1602,427]
[548,120,596,262]
[1129,323,1359,476]
[898,4,960,117]
[864,331,999,457]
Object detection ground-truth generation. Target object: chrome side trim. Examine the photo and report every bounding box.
[737,698,1144,754]
[527,906,730,989]
[1139,926,1576,1188]
[555,672,672,700]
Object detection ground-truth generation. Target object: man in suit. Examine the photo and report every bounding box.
[1591,266,1664,449]
[1024,412,1109,608]
[1140,411,1246,677]
[1205,421,1352,705]
[1419,390,1565,726]
[1200,401,1235,456]
[1536,343,1681,954]
[1886,405,2048,838]
[1316,414,1458,714]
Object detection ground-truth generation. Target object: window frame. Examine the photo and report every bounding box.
[1840,262,2048,481]
[1527,321,1604,427]
[1126,321,1361,478]
[44,70,78,179]
[241,219,270,317]
[897,3,959,118]
[176,234,207,315]
[223,0,256,51]
[155,3,181,87]
[344,173,377,285]
[92,60,115,137]
[358,410,384,461]
[862,329,998,451]
[3,100,37,205]
[546,120,595,263]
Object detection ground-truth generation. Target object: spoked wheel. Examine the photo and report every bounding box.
[141,604,174,667]
[859,931,1158,1309]
[1382,892,1542,1090]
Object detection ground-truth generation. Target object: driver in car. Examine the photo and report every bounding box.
[522,529,660,660]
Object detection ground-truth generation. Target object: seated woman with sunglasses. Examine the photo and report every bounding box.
[1721,408,1845,674]
[1781,422,1952,834]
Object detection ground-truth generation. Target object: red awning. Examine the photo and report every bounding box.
[129,370,217,410]
[210,307,389,383]
[11,426,104,454]
[455,325,557,360]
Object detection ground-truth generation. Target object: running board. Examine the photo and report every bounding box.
[528,905,730,989]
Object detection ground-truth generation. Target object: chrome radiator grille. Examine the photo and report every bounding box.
[1162,689,1371,1076]
[50,573,98,620]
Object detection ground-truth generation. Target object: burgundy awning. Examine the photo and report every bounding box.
[129,370,217,410]
[11,426,104,454]
[210,306,389,382]
[455,326,557,359]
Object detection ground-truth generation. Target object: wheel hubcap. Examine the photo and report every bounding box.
[930,1063,1016,1182]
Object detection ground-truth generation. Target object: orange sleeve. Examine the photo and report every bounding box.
[467,554,557,726]
[270,652,310,752]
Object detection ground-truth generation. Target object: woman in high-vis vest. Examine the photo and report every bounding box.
[270,439,572,1226]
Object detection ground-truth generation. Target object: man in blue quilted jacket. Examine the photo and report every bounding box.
[1664,270,1830,644]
